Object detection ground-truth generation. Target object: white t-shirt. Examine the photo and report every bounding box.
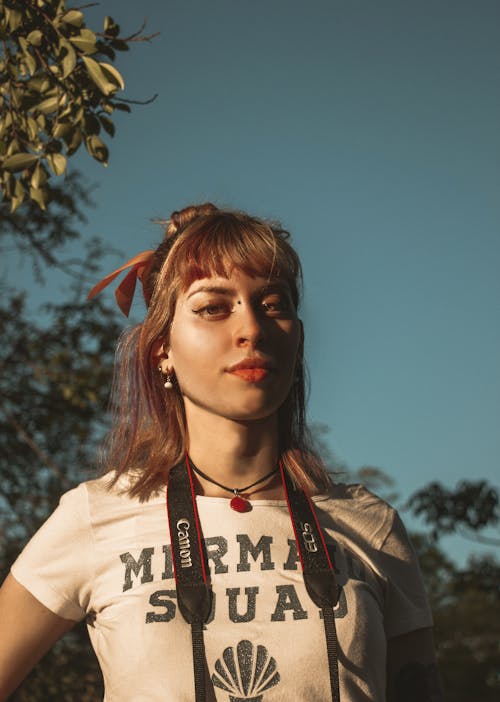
[12,475,432,701]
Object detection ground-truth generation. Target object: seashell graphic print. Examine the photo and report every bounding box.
[211,639,280,702]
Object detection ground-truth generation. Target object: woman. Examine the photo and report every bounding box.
[0,204,442,701]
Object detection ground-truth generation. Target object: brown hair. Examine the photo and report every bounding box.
[103,203,332,498]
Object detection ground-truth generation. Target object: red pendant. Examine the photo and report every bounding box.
[230,495,252,513]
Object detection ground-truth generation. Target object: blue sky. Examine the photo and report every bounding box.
[7,0,500,564]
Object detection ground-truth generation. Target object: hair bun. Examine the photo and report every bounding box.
[166,203,218,238]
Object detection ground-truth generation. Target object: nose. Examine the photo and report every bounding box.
[235,303,266,348]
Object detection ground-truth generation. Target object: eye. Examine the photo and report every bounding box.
[261,294,292,315]
[192,302,231,318]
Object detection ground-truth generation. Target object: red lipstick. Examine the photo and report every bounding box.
[226,357,274,382]
[231,368,269,382]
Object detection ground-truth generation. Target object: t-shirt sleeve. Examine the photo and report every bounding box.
[377,510,433,639]
[10,483,93,621]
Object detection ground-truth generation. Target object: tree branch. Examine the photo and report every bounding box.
[113,93,158,105]
[3,411,66,481]
[456,525,500,547]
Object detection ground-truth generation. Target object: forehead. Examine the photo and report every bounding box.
[182,269,293,297]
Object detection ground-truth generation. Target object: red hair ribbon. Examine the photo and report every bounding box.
[87,250,155,317]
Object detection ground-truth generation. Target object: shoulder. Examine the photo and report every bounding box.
[315,483,396,550]
[318,485,433,634]
[41,472,148,530]
[78,471,168,530]
[50,472,118,512]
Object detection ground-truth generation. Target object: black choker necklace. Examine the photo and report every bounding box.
[189,460,279,512]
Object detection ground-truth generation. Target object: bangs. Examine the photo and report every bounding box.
[170,213,301,305]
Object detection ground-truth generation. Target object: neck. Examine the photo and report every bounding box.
[184,404,282,498]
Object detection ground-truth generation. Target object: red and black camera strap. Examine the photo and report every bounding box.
[279,461,340,702]
[166,457,212,700]
[167,456,341,702]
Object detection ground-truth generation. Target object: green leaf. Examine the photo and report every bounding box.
[31,162,48,188]
[83,113,100,135]
[30,185,48,210]
[10,178,26,212]
[28,76,52,92]
[24,52,37,75]
[15,177,25,195]
[46,152,67,175]
[103,16,120,37]
[85,135,109,164]
[27,30,43,46]
[70,28,97,54]
[2,173,16,197]
[113,102,131,113]
[35,113,47,129]
[111,39,129,52]
[60,42,77,78]
[34,96,59,114]
[99,63,125,91]
[2,153,40,172]
[65,127,83,154]
[81,56,116,95]
[58,91,69,109]
[9,86,21,109]
[99,115,115,137]
[5,8,23,32]
[74,106,85,123]
[61,10,84,27]
[95,42,115,62]
[52,121,72,139]
[10,195,23,213]
[27,117,38,140]
[6,138,21,156]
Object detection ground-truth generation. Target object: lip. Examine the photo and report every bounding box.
[230,368,270,382]
[226,357,275,372]
[226,357,275,383]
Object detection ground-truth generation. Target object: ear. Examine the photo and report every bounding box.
[151,340,170,370]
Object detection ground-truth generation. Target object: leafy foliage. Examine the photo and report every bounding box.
[0,246,123,698]
[0,266,123,562]
[0,0,156,211]
[0,168,92,276]
[409,480,500,698]
[0,4,154,695]
[413,537,500,701]
[407,480,499,544]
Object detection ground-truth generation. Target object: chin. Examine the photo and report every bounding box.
[223,399,284,423]
[183,388,287,423]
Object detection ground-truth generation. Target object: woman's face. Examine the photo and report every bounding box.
[164,268,301,424]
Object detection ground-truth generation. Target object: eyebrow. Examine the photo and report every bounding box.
[186,281,291,300]
[187,285,235,299]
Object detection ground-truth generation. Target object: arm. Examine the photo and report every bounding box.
[386,627,444,702]
[0,573,76,701]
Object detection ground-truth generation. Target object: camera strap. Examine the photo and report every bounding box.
[167,457,212,700]
[167,456,340,702]
[279,461,340,702]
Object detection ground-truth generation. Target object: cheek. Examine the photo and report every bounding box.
[169,323,222,379]
[279,323,301,365]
